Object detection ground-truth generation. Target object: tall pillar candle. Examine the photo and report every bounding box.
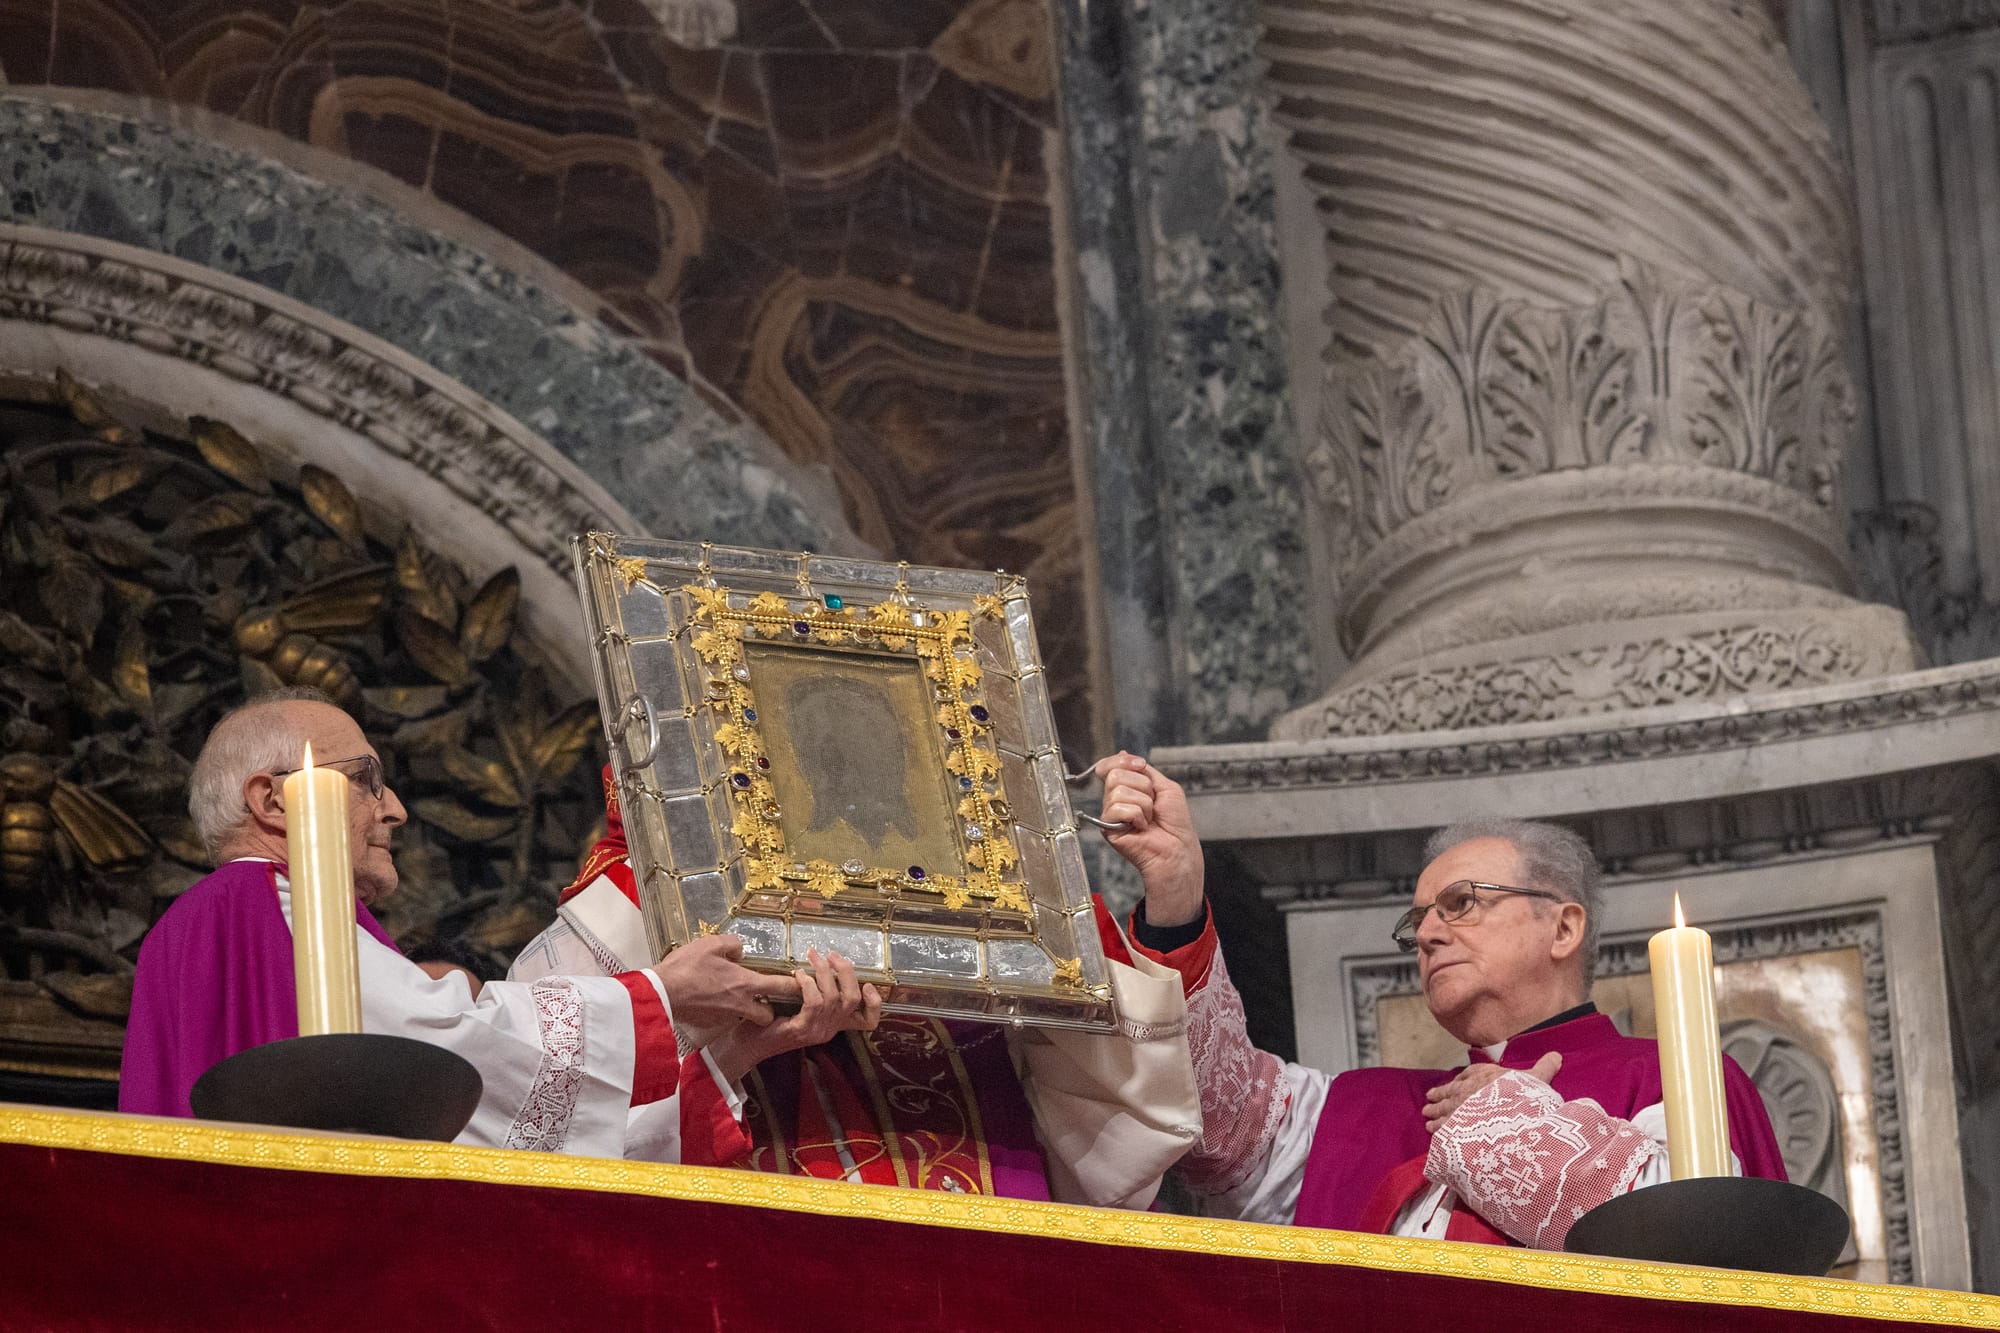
[284,743,363,1035]
[1648,894,1730,1180]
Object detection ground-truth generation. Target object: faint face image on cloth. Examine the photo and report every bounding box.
[789,675,919,845]
[746,645,963,877]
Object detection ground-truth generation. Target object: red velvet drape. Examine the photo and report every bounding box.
[4,1142,1983,1332]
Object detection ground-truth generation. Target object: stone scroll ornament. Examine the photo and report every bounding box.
[574,534,1116,1032]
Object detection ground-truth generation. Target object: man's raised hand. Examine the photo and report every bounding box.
[654,933,801,1030]
[1096,752,1205,928]
[1422,1050,1563,1130]
[706,949,883,1083]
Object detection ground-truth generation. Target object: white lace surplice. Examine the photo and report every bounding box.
[1177,949,1709,1246]
[275,884,643,1157]
[512,872,1202,1202]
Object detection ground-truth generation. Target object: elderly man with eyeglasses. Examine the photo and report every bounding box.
[1093,754,1786,1248]
[119,688,861,1157]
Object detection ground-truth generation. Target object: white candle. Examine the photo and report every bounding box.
[1648,893,1730,1179]
[284,742,362,1036]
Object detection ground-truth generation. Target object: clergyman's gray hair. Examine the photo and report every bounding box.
[1423,817,1603,982]
[188,686,340,860]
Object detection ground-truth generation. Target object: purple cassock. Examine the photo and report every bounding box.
[118,859,399,1119]
[1292,1012,1789,1234]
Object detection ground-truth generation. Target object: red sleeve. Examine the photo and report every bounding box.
[1123,902,1219,996]
[603,860,641,910]
[1088,895,1134,966]
[677,1051,754,1169]
[613,971,679,1107]
[1723,1053,1789,1182]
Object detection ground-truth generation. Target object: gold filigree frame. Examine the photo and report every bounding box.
[577,534,1114,1032]
[684,581,1026,914]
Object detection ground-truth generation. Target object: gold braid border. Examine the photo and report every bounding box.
[3,1105,1997,1326]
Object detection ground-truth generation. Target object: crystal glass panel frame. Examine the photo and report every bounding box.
[575,533,1116,1031]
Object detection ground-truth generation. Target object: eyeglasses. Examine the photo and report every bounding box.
[269,753,386,800]
[1391,879,1562,952]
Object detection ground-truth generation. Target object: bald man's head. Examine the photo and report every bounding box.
[190,689,408,903]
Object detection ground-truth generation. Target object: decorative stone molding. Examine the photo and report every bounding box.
[1161,657,2000,797]
[0,229,616,576]
[1277,607,1915,739]
[1872,0,2000,44]
[0,224,641,681]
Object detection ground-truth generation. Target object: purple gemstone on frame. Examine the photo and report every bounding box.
[731,772,751,789]
[945,727,962,740]
[907,865,926,881]
[792,620,812,635]
[968,704,989,722]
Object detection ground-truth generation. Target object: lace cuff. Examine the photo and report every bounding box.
[1424,1070,1660,1250]
[1177,947,1288,1196]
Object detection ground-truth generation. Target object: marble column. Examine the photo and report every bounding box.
[1257,0,1919,738]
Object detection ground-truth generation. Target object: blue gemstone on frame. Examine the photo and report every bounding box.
[793,621,812,635]
[907,865,926,881]
[743,708,758,722]
[824,595,844,609]
[731,773,751,788]
[958,776,973,789]
[968,704,989,722]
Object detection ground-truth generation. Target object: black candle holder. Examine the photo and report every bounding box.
[190,1033,482,1142]
[1565,1176,1851,1276]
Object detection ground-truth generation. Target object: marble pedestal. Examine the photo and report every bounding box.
[1159,660,2000,1293]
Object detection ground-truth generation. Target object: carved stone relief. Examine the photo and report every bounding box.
[1257,0,1916,736]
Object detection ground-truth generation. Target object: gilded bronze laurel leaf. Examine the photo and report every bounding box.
[150,682,207,732]
[50,780,152,869]
[188,416,272,494]
[0,665,63,712]
[113,623,151,708]
[38,971,134,1021]
[40,557,103,648]
[164,491,260,546]
[496,713,536,788]
[279,564,394,633]
[0,610,62,674]
[240,655,285,697]
[395,607,474,687]
[146,818,210,868]
[460,566,520,664]
[531,700,601,788]
[463,901,549,952]
[441,744,525,808]
[412,796,517,843]
[391,706,470,754]
[77,454,165,506]
[103,573,157,614]
[73,516,162,572]
[396,530,459,627]
[299,464,366,549]
[365,684,453,720]
[54,369,140,445]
